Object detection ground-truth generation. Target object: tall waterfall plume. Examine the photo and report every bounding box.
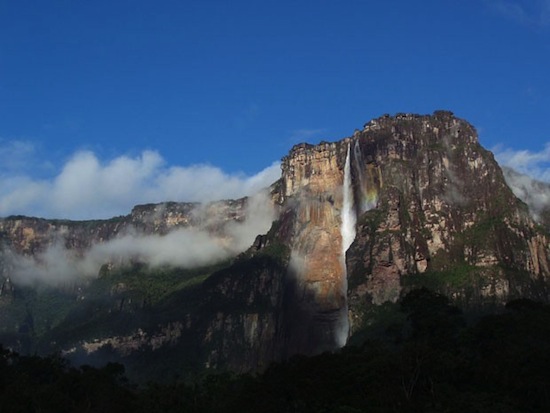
[337,143,356,346]
[342,143,357,254]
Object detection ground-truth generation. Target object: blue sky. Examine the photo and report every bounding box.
[1,0,550,219]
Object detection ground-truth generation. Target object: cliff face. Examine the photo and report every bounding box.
[273,111,550,346]
[1,111,549,379]
[346,113,550,320]
[0,199,247,256]
[0,196,274,367]
[278,142,350,353]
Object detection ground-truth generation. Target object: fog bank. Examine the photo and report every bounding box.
[4,192,277,286]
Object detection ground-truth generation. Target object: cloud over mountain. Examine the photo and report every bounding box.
[494,144,550,219]
[6,191,277,285]
[0,148,281,220]
[494,143,550,181]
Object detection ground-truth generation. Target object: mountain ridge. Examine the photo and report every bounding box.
[1,110,549,380]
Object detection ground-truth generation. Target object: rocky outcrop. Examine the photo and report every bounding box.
[343,112,550,331]
[264,111,550,348]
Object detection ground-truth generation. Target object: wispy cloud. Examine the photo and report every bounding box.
[487,0,550,27]
[6,191,277,285]
[493,143,550,181]
[501,167,550,219]
[494,143,550,219]
[0,147,281,220]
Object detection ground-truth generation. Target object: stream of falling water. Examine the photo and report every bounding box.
[342,144,357,254]
[338,143,356,346]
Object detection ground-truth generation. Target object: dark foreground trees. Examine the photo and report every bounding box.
[0,349,134,412]
[2,289,550,412]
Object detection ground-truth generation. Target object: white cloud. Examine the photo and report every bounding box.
[0,149,281,220]
[501,167,550,220]
[494,143,550,181]
[7,191,277,285]
[494,144,550,219]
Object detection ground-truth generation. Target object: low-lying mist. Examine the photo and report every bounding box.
[3,191,277,286]
[501,167,550,220]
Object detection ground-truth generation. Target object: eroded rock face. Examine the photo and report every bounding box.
[278,142,350,353]
[343,112,550,332]
[270,111,550,347]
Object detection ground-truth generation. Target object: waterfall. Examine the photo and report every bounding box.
[342,144,357,254]
[337,143,356,347]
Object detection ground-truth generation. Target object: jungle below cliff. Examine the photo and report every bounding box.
[2,290,550,413]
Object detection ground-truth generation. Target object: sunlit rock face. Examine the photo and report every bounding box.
[278,142,350,353]
[272,111,550,349]
[275,137,375,353]
[188,110,550,368]
[192,142,355,370]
